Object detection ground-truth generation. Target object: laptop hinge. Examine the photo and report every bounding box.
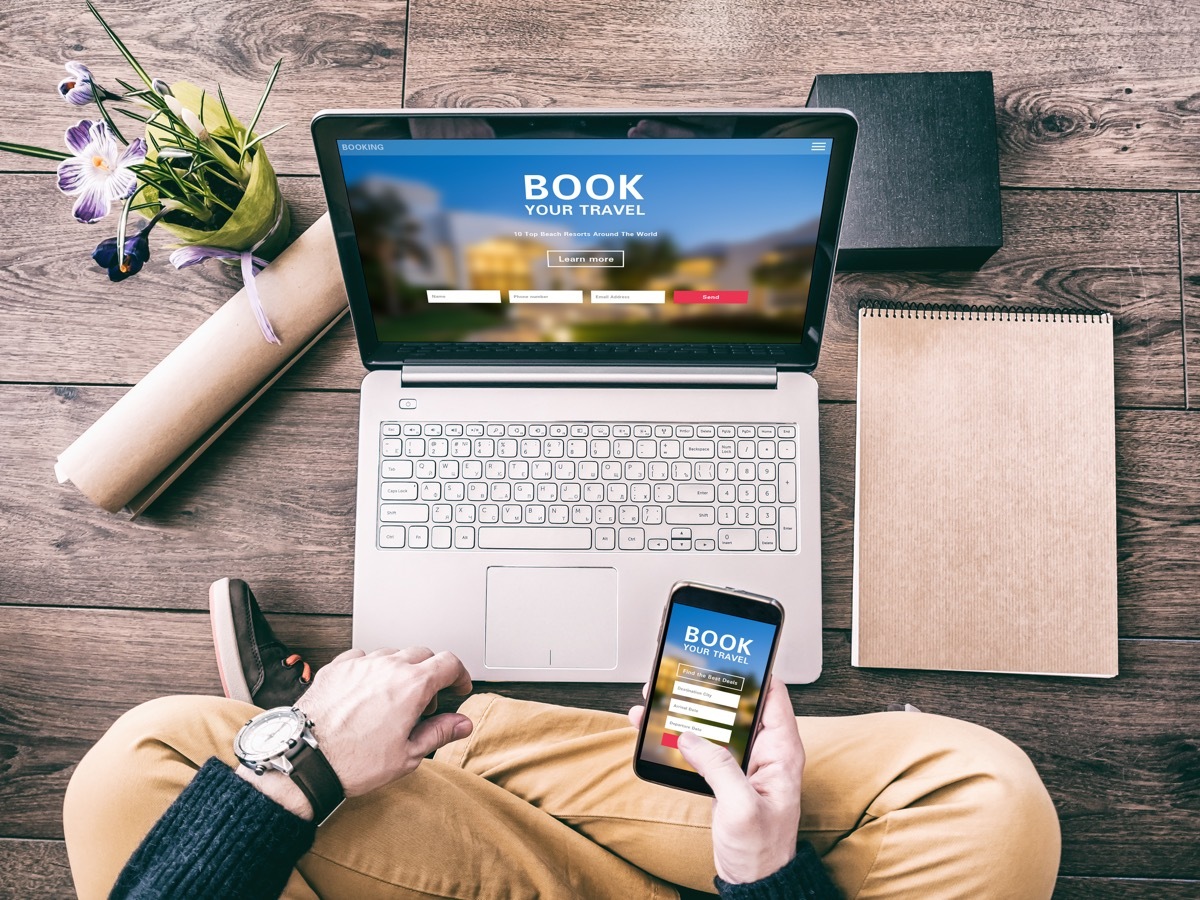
[399,364,777,388]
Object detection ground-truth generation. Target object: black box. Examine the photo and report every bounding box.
[807,71,1003,270]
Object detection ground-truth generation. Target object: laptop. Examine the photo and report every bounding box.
[312,109,857,683]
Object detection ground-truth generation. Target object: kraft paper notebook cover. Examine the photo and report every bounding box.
[852,302,1118,677]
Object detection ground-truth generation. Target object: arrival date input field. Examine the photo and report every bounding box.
[664,715,733,744]
[672,679,741,709]
[668,697,737,726]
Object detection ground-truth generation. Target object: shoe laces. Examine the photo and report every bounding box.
[283,653,312,684]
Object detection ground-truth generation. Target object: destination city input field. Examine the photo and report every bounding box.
[668,697,737,726]
[664,715,733,744]
[672,679,741,709]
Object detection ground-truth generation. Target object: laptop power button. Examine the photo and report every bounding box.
[400,399,417,409]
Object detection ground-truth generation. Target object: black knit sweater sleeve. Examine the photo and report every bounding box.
[109,757,315,900]
[716,842,843,900]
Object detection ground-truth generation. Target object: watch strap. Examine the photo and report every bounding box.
[289,741,345,824]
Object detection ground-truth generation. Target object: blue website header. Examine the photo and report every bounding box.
[337,138,833,157]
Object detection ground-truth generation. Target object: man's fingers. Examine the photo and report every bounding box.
[628,705,645,729]
[419,650,474,696]
[677,732,756,803]
[394,646,435,665]
[641,682,649,701]
[368,647,401,657]
[329,648,366,664]
[408,712,473,758]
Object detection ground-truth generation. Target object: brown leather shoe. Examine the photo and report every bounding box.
[208,577,313,708]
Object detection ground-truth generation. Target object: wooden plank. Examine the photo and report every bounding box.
[0,839,73,899]
[3,386,1197,637]
[0,844,1195,900]
[1179,194,1199,410]
[402,0,1200,191]
[0,0,406,176]
[0,607,1196,880]
[820,191,1183,409]
[1055,877,1200,899]
[0,177,1184,410]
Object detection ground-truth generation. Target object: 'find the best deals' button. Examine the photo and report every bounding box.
[673,290,749,305]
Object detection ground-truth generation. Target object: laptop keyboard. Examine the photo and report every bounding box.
[375,421,799,553]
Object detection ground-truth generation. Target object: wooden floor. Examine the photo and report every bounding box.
[1,0,1198,896]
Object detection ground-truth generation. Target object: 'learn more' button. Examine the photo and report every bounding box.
[673,290,749,305]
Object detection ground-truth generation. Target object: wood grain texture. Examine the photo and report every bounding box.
[3,386,1197,637]
[0,177,1185,410]
[0,0,406,176]
[1054,877,1200,899]
[0,839,1194,900]
[821,191,1184,409]
[1,607,1196,879]
[1179,194,1199,410]
[401,0,1200,190]
[0,839,73,899]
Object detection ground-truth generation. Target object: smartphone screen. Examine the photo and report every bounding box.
[634,582,784,795]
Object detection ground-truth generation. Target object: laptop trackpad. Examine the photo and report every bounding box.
[485,567,618,669]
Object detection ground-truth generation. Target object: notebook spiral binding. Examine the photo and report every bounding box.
[858,300,1111,323]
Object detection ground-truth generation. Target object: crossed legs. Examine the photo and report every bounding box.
[65,693,1059,899]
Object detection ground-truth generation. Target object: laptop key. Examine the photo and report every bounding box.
[379,526,405,548]
[380,504,429,523]
[477,527,592,550]
[718,528,756,551]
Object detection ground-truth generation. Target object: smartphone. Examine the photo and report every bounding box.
[633,581,785,795]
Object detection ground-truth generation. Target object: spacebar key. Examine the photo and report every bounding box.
[478,527,592,550]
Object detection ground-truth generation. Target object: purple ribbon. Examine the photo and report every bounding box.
[168,200,285,344]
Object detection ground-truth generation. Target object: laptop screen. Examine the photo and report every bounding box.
[334,130,836,346]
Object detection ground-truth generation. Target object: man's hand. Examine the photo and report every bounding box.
[629,677,803,884]
[239,647,474,818]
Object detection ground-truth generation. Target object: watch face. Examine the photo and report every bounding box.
[237,708,304,761]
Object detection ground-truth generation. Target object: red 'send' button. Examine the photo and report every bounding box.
[673,290,749,305]
[661,732,680,749]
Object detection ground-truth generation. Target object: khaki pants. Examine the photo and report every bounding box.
[64,693,1060,899]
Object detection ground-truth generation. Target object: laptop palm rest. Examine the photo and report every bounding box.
[484,567,618,669]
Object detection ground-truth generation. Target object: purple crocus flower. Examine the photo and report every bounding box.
[56,120,145,224]
[92,229,151,281]
[57,62,97,105]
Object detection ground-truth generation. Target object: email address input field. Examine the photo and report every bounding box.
[672,679,741,709]
[664,715,733,744]
[668,697,737,726]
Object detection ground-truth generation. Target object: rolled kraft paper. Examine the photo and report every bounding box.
[55,211,349,514]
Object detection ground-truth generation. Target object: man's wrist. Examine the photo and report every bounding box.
[235,764,314,821]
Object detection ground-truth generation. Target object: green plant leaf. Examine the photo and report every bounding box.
[87,1,154,88]
[242,123,287,153]
[92,87,128,144]
[243,59,282,144]
[0,140,71,161]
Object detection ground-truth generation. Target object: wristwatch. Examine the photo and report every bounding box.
[234,706,345,824]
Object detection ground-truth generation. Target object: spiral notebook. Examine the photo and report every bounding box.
[853,302,1118,677]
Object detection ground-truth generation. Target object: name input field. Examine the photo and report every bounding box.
[664,715,733,744]
[668,697,737,726]
[672,679,741,709]
[426,289,501,304]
